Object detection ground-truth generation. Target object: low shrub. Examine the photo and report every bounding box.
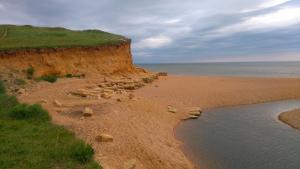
[70,142,95,164]
[0,81,5,94]
[65,74,83,78]
[39,74,58,83]
[26,67,35,79]
[65,74,73,78]
[9,104,50,121]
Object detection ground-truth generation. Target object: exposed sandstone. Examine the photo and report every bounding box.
[0,41,136,77]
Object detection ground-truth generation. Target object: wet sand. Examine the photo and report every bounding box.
[20,75,300,169]
[279,109,300,131]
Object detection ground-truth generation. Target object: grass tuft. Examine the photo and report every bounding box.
[70,142,95,164]
[39,74,58,83]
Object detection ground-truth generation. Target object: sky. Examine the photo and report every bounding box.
[0,0,300,63]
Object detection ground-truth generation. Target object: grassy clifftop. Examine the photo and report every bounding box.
[0,25,127,51]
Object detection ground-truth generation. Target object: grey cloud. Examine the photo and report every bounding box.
[0,0,299,63]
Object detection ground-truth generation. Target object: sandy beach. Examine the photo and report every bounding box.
[19,75,300,169]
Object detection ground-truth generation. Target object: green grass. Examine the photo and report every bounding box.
[0,25,127,51]
[0,80,102,169]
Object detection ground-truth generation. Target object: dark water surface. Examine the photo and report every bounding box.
[176,100,300,169]
[138,62,300,77]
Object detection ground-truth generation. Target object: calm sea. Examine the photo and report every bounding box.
[138,62,300,77]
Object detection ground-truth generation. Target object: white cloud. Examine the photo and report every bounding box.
[164,19,181,25]
[0,3,4,10]
[135,35,172,49]
[213,7,300,38]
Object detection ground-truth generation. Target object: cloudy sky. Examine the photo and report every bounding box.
[0,0,300,63]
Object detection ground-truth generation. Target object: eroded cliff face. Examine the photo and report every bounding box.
[0,41,136,77]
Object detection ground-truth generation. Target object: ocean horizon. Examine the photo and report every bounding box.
[138,61,300,77]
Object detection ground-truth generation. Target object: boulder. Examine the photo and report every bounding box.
[189,115,199,119]
[168,106,177,113]
[40,99,48,104]
[189,107,202,112]
[101,93,113,99]
[183,115,199,120]
[17,88,26,95]
[95,134,113,142]
[123,159,137,169]
[83,107,94,117]
[189,111,201,116]
[53,100,62,107]
[70,91,88,97]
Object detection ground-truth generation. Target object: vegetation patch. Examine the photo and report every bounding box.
[65,74,82,78]
[9,104,50,122]
[38,74,58,83]
[0,25,127,51]
[70,142,95,164]
[26,67,35,79]
[0,80,102,169]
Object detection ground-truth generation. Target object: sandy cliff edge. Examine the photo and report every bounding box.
[0,40,137,77]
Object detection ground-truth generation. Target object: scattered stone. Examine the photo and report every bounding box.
[70,91,88,97]
[183,115,199,120]
[83,107,94,117]
[189,107,202,112]
[17,88,26,95]
[95,134,113,142]
[101,93,113,99]
[123,84,136,90]
[40,99,48,104]
[53,99,62,107]
[189,111,201,116]
[168,105,177,113]
[188,107,202,116]
[157,72,168,76]
[123,159,137,169]
[189,115,199,119]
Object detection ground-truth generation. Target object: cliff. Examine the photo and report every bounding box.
[0,25,138,77]
[0,41,136,76]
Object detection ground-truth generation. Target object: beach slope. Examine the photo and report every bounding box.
[19,75,300,169]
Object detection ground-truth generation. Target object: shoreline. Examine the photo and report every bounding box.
[19,75,300,169]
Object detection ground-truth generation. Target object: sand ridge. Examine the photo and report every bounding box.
[19,75,300,169]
